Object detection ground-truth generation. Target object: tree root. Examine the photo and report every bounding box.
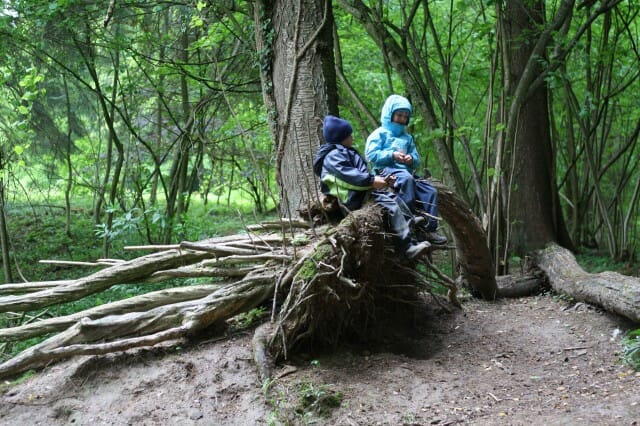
[0,202,477,380]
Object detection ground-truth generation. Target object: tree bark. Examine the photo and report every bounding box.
[254,0,338,217]
[535,243,640,323]
[0,245,214,313]
[434,182,497,300]
[0,177,12,284]
[498,0,574,256]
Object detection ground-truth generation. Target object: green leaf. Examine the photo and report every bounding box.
[190,15,203,28]
[21,90,38,101]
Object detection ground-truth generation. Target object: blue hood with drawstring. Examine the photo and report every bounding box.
[380,94,412,136]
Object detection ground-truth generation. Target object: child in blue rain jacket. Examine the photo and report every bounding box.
[365,94,447,245]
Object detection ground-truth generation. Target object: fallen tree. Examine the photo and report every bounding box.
[535,244,640,323]
[0,182,497,380]
[0,205,464,380]
[1,184,637,381]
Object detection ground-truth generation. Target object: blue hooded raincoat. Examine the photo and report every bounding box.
[365,94,421,174]
[365,95,440,231]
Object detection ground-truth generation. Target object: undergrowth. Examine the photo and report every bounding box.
[622,329,640,371]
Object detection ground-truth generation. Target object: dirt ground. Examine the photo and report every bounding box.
[1,294,639,425]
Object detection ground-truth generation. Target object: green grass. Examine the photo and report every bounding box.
[574,248,630,274]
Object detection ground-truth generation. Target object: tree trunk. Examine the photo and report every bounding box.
[0,175,12,284]
[164,26,193,243]
[433,182,496,300]
[535,243,640,323]
[499,0,574,256]
[75,25,124,257]
[63,75,73,237]
[254,0,338,217]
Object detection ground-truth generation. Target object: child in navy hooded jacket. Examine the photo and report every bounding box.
[313,115,429,259]
[365,95,446,244]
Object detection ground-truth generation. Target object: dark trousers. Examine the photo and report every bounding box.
[380,168,439,231]
[370,190,413,253]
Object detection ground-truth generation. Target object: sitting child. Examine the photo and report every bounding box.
[365,94,447,245]
[313,115,430,260]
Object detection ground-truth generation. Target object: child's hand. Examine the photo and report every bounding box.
[393,151,413,164]
[372,176,387,189]
[384,174,397,186]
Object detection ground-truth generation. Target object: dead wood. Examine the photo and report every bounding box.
[0,200,486,380]
[265,206,448,362]
[0,281,68,295]
[495,274,547,298]
[0,284,223,342]
[0,248,214,314]
[535,243,640,323]
[0,272,275,378]
[0,220,314,380]
[38,259,124,267]
[433,182,497,300]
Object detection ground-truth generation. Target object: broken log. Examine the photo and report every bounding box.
[535,243,640,323]
[495,274,547,298]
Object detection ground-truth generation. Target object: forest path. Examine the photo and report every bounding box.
[1,295,638,425]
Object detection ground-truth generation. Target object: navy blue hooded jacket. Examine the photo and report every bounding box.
[312,143,375,211]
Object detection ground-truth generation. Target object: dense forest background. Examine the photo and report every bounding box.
[1,2,640,420]
[0,2,638,295]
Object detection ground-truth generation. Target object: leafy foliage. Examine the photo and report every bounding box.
[294,381,343,418]
[621,329,640,371]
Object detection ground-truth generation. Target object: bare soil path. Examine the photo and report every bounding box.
[1,294,638,425]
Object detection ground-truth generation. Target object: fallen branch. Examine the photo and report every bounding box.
[0,281,67,296]
[0,248,213,314]
[0,284,223,342]
[38,260,110,267]
[0,273,275,378]
[535,243,640,323]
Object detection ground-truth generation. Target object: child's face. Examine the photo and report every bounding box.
[341,135,354,148]
[392,110,409,125]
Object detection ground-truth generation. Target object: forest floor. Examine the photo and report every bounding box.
[1,293,639,425]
